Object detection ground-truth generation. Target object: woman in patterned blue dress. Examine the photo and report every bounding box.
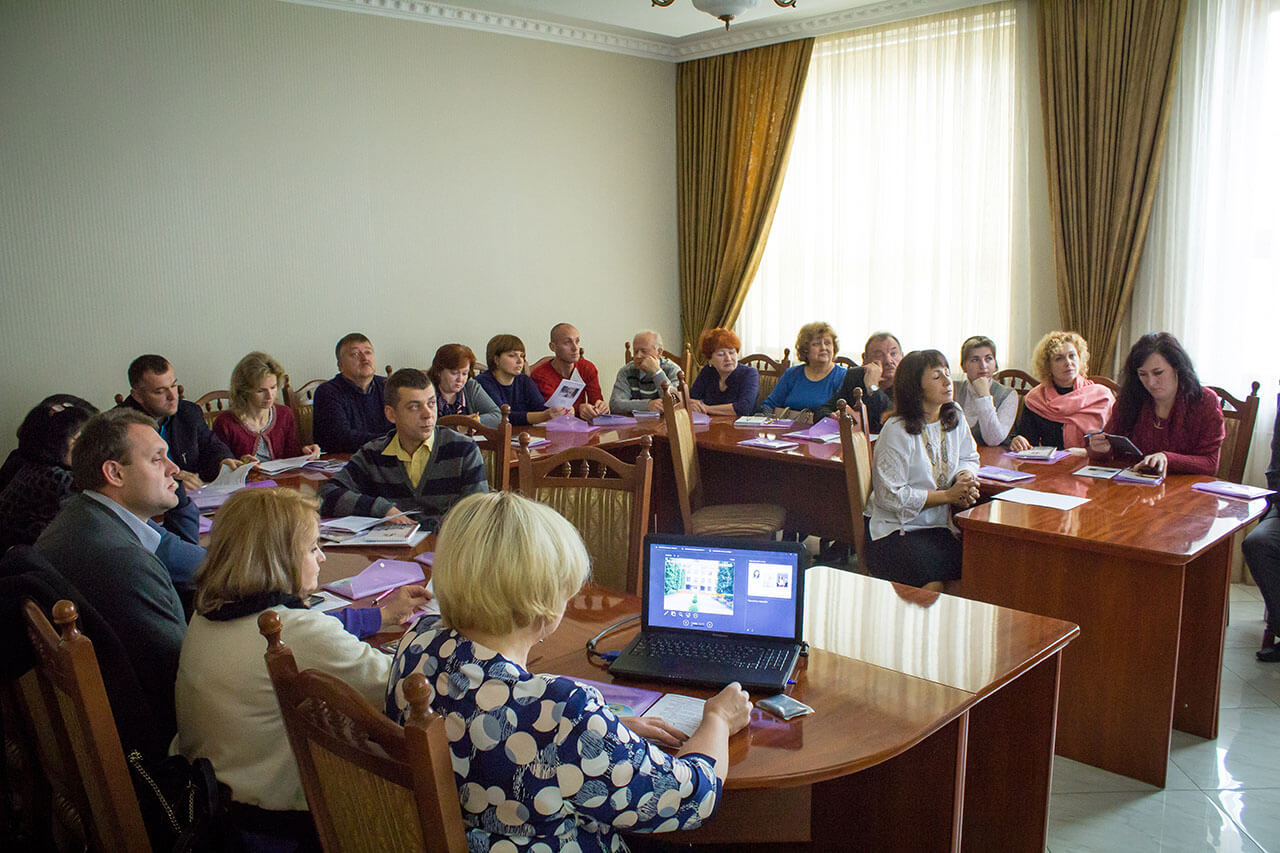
[385,491,752,852]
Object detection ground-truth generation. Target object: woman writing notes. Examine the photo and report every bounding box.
[952,335,1018,446]
[866,350,980,589]
[761,321,847,414]
[688,327,759,416]
[1009,331,1114,451]
[385,491,751,852]
[214,352,319,461]
[1086,333,1224,476]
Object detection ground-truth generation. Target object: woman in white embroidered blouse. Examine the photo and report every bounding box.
[867,349,980,589]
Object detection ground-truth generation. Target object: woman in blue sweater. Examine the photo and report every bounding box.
[475,334,569,426]
[761,321,847,413]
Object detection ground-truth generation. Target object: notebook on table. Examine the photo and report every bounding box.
[609,534,807,693]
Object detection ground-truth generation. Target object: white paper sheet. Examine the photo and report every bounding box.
[644,693,706,738]
[545,372,586,409]
[992,487,1090,511]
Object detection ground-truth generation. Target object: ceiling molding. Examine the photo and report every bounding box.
[281,0,982,63]
[281,0,683,60]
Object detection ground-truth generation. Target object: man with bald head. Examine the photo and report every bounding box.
[611,330,682,414]
[529,322,608,419]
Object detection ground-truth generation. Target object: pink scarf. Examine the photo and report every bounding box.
[1025,376,1114,448]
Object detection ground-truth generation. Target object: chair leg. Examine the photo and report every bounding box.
[1264,607,1275,651]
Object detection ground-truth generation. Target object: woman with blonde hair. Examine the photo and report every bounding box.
[213,351,318,461]
[386,491,751,852]
[1009,331,1114,451]
[760,321,846,413]
[175,487,418,850]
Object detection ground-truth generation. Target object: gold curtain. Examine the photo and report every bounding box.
[1039,0,1186,375]
[676,38,814,349]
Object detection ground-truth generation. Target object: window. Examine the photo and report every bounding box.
[736,3,1025,366]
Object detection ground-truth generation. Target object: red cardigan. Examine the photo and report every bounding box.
[213,405,304,460]
[1093,388,1225,475]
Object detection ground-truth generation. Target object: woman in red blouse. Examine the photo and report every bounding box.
[1087,333,1225,476]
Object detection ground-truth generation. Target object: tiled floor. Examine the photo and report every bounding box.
[1046,583,1280,852]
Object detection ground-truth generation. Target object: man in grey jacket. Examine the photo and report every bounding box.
[36,408,192,740]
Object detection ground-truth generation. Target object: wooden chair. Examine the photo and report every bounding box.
[1090,374,1121,396]
[1206,381,1261,484]
[438,406,513,492]
[993,368,1038,423]
[20,599,150,852]
[741,349,791,409]
[516,434,653,594]
[660,383,787,538]
[259,610,467,853]
[193,390,232,429]
[834,355,858,370]
[287,377,326,448]
[624,340,693,380]
[836,392,873,567]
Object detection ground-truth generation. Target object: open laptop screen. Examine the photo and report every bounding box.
[642,536,803,642]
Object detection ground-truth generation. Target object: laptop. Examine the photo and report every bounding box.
[609,534,808,693]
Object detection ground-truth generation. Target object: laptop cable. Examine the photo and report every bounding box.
[585,615,641,663]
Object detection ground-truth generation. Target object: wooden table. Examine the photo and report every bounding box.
[537,567,1077,851]
[955,448,1269,786]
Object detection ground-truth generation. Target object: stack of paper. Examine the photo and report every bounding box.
[1114,469,1164,486]
[992,488,1090,510]
[1004,448,1070,464]
[256,454,319,475]
[190,462,275,510]
[734,415,795,429]
[738,436,800,451]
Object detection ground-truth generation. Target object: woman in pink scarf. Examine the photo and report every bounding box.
[1009,331,1114,451]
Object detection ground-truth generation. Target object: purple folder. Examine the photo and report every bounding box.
[976,465,1035,483]
[1191,481,1275,501]
[784,418,840,441]
[571,677,662,717]
[323,559,425,600]
[544,413,601,432]
[690,411,711,426]
[198,516,213,534]
[1002,450,1070,464]
[591,414,638,427]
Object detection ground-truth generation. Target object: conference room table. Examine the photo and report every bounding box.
[953,449,1269,787]
[311,539,1077,852]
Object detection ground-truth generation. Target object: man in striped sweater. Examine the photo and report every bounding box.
[319,368,488,532]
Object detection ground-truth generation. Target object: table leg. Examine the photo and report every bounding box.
[962,651,1061,851]
[959,531,1183,787]
[1174,538,1232,738]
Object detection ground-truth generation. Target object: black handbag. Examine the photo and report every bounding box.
[127,750,239,852]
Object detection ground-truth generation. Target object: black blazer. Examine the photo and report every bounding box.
[117,396,232,482]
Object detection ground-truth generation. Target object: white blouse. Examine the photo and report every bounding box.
[868,415,979,540]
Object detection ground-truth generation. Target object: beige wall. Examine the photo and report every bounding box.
[0,0,679,454]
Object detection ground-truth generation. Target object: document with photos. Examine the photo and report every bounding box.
[992,487,1090,511]
[544,371,586,409]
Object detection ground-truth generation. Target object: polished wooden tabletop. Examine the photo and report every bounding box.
[961,446,1268,561]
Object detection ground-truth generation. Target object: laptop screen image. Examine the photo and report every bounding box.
[642,536,802,642]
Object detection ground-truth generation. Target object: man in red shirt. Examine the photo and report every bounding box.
[529,323,609,419]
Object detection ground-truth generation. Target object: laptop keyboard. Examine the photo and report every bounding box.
[633,635,789,671]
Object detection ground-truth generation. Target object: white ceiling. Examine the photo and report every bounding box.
[286,0,974,60]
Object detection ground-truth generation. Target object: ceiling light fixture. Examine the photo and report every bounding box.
[652,0,797,31]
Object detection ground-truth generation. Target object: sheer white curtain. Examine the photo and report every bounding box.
[736,2,1034,367]
[1126,0,1280,489]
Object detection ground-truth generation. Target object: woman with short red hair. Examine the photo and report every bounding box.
[688,328,759,416]
[428,344,503,429]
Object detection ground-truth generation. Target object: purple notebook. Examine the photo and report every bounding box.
[544,413,601,432]
[1192,481,1276,501]
[976,465,1035,483]
[739,437,800,451]
[323,559,425,600]
[690,411,711,425]
[784,418,840,442]
[571,677,662,717]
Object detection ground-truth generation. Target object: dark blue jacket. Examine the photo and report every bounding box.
[313,373,392,453]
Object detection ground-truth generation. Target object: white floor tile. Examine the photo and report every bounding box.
[1047,789,1261,852]
[1212,788,1280,852]
[1222,646,1280,705]
[1231,584,1264,604]
[1219,667,1278,710]
[1170,708,1280,790]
